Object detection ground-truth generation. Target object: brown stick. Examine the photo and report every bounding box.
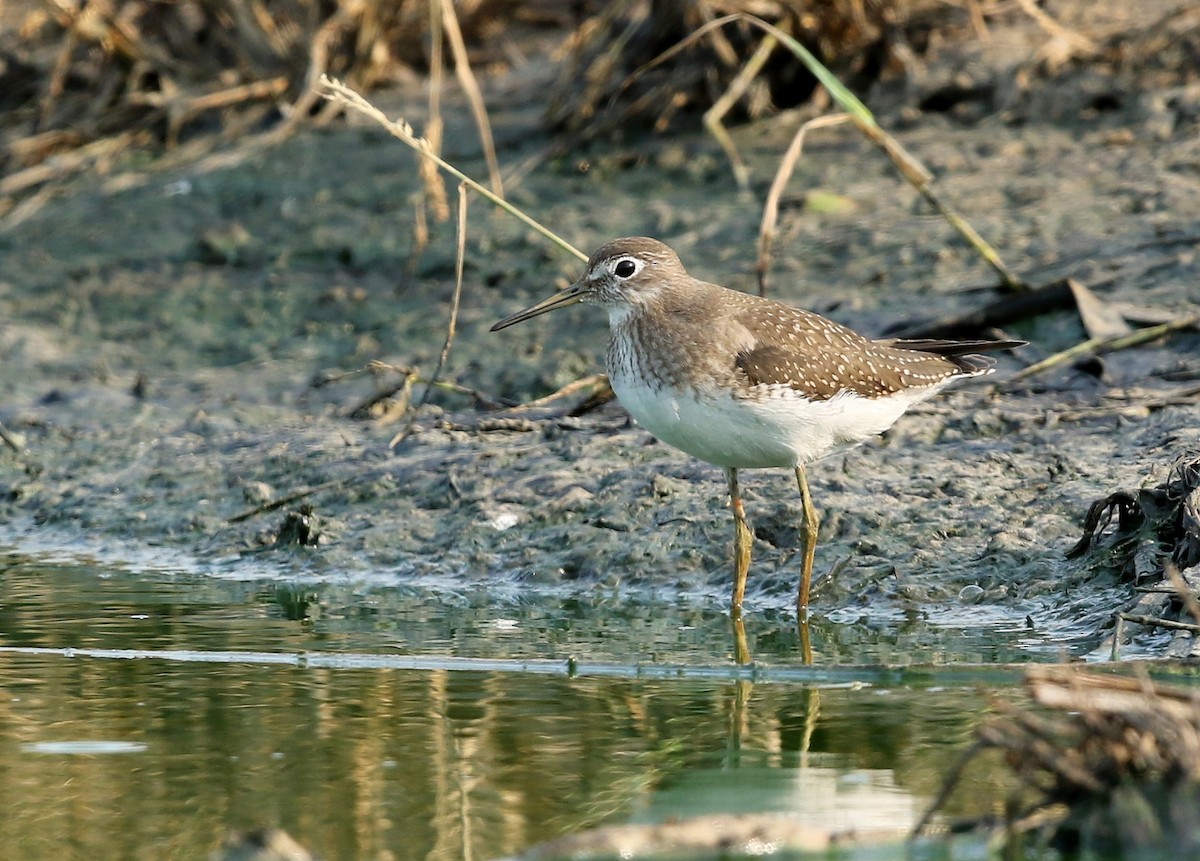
[508,373,610,411]
[361,362,511,408]
[1166,563,1200,628]
[756,113,850,296]
[1013,0,1098,54]
[0,421,23,453]
[1007,312,1200,384]
[909,740,987,840]
[413,0,450,261]
[439,0,504,200]
[125,77,289,114]
[1117,613,1200,634]
[0,131,145,197]
[389,183,470,449]
[703,32,780,191]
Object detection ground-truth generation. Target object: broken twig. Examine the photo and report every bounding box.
[1008,312,1200,384]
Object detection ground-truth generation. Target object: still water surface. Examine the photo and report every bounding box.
[0,548,1053,860]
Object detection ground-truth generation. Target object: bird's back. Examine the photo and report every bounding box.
[604,279,1016,469]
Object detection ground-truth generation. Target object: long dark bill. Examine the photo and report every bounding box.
[490,283,587,331]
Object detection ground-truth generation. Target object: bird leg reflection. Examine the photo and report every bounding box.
[732,612,751,665]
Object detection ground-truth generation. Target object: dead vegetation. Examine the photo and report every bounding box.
[1069,451,1200,576]
[917,666,1200,857]
[1067,451,1200,657]
[5,0,1197,224]
[542,0,942,136]
[0,0,1016,222]
[0,0,530,219]
[6,0,521,141]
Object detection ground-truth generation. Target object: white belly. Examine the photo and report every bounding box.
[610,373,951,469]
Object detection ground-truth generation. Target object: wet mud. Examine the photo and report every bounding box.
[1,1,1198,659]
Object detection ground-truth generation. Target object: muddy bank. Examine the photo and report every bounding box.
[1,2,1198,659]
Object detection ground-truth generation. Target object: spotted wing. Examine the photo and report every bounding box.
[735,341,965,399]
[729,303,991,398]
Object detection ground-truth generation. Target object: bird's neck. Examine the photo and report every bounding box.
[605,302,643,330]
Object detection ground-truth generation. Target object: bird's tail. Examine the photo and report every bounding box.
[885,338,1025,376]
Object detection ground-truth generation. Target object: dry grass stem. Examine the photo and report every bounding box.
[702,33,780,190]
[228,478,345,524]
[964,0,990,41]
[0,421,24,453]
[549,1,918,136]
[390,183,470,449]
[908,740,986,839]
[1117,613,1200,635]
[904,170,1024,291]
[1166,563,1200,627]
[625,13,1021,292]
[507,374,612,412]
[745,11,1021,291]
[1,130,146,197]
[756,113,850,296]
[410,195,431,273]
[354,362,509,410]
[1013,0,1098,56]
[4,0,522,225]
[420,0,451,231]
[1008,312,1200,384]
[439,0,504,200]
[317,77,586,263]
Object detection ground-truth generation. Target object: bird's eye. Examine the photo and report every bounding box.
[613,258,639,278]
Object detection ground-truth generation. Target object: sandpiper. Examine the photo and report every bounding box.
[492,237,1022,616]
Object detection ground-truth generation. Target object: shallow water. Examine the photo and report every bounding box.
[0,546,1093,860]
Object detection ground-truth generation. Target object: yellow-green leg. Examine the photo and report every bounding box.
[795,464,820,615]
[727,467,753,615]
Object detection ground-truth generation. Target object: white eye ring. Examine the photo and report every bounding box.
[611,256,643,280]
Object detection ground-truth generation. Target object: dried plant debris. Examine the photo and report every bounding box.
[544,0,951,135]
[1069,451,1200,577]
[0,0,524,193]
[270,504,324,547]
[919,667,1200,858]
[1069,451,1200,655]
[1062,3,1200,91]
[545,0,1200,146]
